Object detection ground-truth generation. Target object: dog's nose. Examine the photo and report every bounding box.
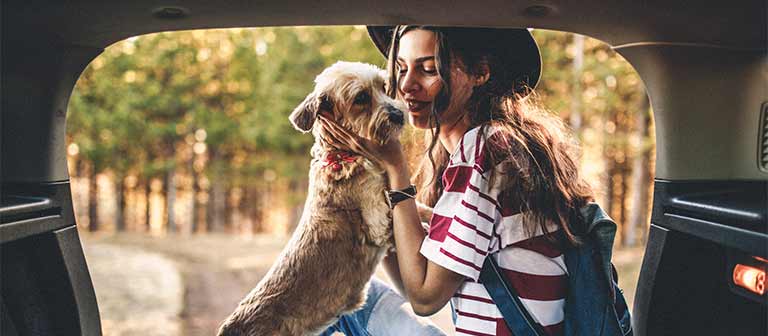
[388,106,404,125]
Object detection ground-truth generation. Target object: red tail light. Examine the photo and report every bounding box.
[733,263,766,295]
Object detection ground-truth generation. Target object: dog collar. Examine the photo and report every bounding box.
[322,151,358,172]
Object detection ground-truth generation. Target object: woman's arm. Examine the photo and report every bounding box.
[385,161,465,316]
[382,251,406,296]
[318,115,464,315]
[383,202,433,297]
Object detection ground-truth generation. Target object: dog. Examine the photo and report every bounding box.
[217,61,405,336]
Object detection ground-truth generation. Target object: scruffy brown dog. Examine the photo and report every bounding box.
[217,62,405,336]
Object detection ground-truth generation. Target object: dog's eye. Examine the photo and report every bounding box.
[353,91,370,105]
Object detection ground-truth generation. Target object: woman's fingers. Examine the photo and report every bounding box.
[318,116,405,169]
[326,125,360,151]
[318,116,350,144]
[318,116,360,148]
[325,122,353,143]
[317,120,343,146]
[317,115,383,164]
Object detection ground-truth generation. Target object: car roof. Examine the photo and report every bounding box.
[5,0,766,50]
[3,0,767,183]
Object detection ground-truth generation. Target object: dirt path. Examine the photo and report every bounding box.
[83,233,286,336]
[83,241,184,336]
[179,260,275,335]
[83,232,643,336]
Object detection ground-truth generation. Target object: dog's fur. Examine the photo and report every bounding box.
[217,62,405,336]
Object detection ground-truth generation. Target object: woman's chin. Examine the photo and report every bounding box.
[408,114,430,129]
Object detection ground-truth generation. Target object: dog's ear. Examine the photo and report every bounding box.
[289,92,319,132]
[289,92,333,133]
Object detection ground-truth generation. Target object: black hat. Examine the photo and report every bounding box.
[367,26,541,97]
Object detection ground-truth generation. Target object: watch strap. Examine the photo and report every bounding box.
[386,184,417,208]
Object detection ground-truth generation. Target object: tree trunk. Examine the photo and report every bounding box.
[570,34,585,132]
[115,174,127,232]
[207,178,226,232]
[128,180,138,232]
[144,178,152,232]
[243,185,262,233]
[87,164,99,232]
[73,159,85,228]
[605,164,615,218]
[618,166,629,247]
[262,181,274,233]
[626,97,652,247]
[224,187,234,233]
[75,157,85,177]
[190,149,200,234]
[165,164,177,233]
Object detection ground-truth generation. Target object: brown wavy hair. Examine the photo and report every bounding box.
[386,26,594,245]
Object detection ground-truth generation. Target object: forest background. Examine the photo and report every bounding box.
[67,25,654,248]
[68,25,653,335]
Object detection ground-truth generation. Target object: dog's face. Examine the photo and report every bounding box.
[289,61,405,145]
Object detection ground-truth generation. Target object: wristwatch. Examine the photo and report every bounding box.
[385,184,417,209]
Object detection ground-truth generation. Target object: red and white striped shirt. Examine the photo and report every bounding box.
[419,126,567,336]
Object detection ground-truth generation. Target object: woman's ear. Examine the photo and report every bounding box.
[474,62,490,87]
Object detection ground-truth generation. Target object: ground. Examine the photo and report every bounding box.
[81,232,643,336]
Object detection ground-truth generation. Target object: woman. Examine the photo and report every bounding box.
[322,26,593,336]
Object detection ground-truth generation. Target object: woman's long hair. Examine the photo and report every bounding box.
[387,26,594,245]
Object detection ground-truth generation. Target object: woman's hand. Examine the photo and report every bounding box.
[416,201,434,224]
[317,114,406,172]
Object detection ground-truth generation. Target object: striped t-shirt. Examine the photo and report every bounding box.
[419,126,567,336]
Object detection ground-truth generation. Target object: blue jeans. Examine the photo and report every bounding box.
[320,278,447,336]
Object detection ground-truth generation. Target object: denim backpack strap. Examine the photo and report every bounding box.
[580,203,618,299]
[480,256,545,336]
[564,203,633,336]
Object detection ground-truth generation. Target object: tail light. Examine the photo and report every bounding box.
[733,262,766,295]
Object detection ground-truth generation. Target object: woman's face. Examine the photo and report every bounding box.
[396,29,474,130]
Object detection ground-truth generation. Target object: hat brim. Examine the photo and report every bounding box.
[366,25,541,96]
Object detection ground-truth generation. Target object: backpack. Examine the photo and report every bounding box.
[479,203,633,336]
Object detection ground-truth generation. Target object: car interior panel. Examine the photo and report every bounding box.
[2,1,766,335]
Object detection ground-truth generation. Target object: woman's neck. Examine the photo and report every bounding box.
[438,114,471,155]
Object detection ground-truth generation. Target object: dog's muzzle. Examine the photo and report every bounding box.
[387,105,405,125]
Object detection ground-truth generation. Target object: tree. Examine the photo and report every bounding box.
[68,26,653,243]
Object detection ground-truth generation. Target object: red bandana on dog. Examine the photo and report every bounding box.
[322,151,358,172]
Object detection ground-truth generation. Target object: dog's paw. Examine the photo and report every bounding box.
[331,332,346,336]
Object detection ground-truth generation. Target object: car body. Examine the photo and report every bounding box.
[2,1,766,335]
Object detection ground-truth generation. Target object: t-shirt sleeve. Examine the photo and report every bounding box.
[419,162,499,281]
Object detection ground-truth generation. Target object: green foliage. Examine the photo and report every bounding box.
[533,29,647,136]
[68,26,383,191]
[67,26,651,224]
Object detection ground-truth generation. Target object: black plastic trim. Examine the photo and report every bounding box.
[0,215,67,244]
[652,180,766,232]
[662,213,768,258]
[0,195,52,217]
[53,226,102,335]
[632,224,669,336]
[1,181,101,336]
[635,179,768,336]
[668,195,762,224]
[1,226,102,336]
[759,102,767,172]
[1,299,20,336]
[0,182,76,243]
